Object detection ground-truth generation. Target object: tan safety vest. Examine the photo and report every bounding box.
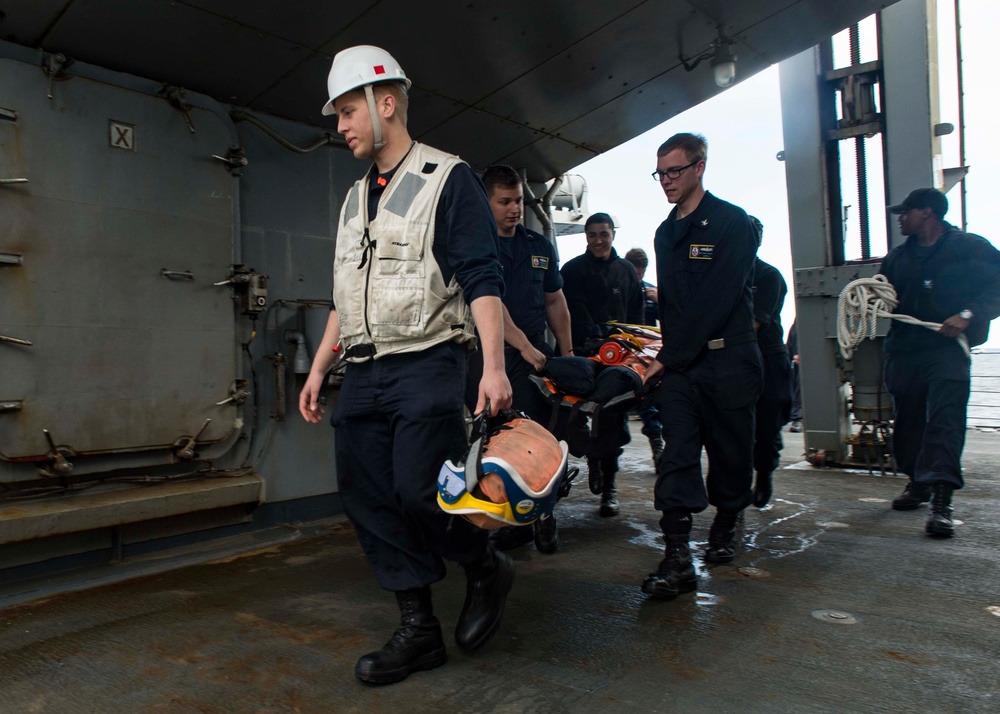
[333,142,477,362]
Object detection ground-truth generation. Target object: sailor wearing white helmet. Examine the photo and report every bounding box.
[299,45,513,685]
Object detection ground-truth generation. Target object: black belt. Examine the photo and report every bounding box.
[345,343,377,359]
[706,331,756,351]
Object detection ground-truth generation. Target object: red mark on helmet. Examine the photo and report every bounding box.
[373,65,386,75]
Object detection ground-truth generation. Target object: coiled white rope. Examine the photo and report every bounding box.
[836,274,970,360]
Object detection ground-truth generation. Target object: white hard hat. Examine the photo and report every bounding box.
[321,45,411,116]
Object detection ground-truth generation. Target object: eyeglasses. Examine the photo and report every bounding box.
[651,160,699,182]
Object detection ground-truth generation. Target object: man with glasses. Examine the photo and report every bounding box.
[561,213,644,517]
[641,133,762,601]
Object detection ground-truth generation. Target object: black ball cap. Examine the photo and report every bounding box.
[888,187,948,218]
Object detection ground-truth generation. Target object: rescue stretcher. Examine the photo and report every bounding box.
[530,322,663,429]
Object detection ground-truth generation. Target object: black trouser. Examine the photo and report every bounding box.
[884,344,970,490]
[582,410,629,470]
[653,342,763,514]
[332,341,488,592]
[637,403,663,440]
[753,351,793,476]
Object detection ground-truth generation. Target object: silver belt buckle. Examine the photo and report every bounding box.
[707,338,725,350]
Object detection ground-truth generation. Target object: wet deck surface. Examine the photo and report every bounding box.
[2,425,999,713]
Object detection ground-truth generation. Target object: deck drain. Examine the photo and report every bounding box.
[737,567,770,578]
[987,606,1000,617]
[812,609,859,625]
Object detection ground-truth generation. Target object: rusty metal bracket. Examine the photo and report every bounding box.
[39,428,75,476]
[211,146,248,175]
[172,419,213,460]
[216,379,250,407]
[160,85,197,133]
[42,53,74,100]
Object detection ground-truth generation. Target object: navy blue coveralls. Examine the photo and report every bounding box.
[465,224,563,422]
[561,248,644,467]
[879,224,1000,490]
[330,160,504,592]
[561,248,644,349]
[751,258,792,477]
[652,193,763,515]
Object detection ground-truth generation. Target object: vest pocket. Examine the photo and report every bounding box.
[370,281,422,327]
[375,221,426,275]
[369,220,427,330]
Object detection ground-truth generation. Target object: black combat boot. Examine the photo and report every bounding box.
[599,470,619,517]
[355,588,447,685]
[587,457,603,495]
[490,525,533,552]
[925,483,955,538]
[455,546,514,653]
[892,480,932,511]
[704,510,740,563]
[753,470,773,508]
[533,514,559,554]
[648,435,665,466]
[641,534,698,600]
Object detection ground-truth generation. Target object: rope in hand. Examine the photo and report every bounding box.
[836,274,969,360]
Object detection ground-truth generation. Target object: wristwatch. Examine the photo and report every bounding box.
[959,309,973,320]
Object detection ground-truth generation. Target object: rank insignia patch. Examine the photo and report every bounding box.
[690,244,714,259]
[531,256,550,269]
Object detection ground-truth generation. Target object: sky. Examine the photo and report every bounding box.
[556,0,998,346]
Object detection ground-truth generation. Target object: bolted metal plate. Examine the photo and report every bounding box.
[0,58,238,463]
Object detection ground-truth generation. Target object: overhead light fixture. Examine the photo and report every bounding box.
[680,27,738,88]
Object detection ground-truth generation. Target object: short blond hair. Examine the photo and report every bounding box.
[374,82,409,128]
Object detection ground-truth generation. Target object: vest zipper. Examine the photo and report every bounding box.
[363,246,375,339]
[358,226,376,341]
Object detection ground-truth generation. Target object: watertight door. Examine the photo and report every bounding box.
[0,58,238,464]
